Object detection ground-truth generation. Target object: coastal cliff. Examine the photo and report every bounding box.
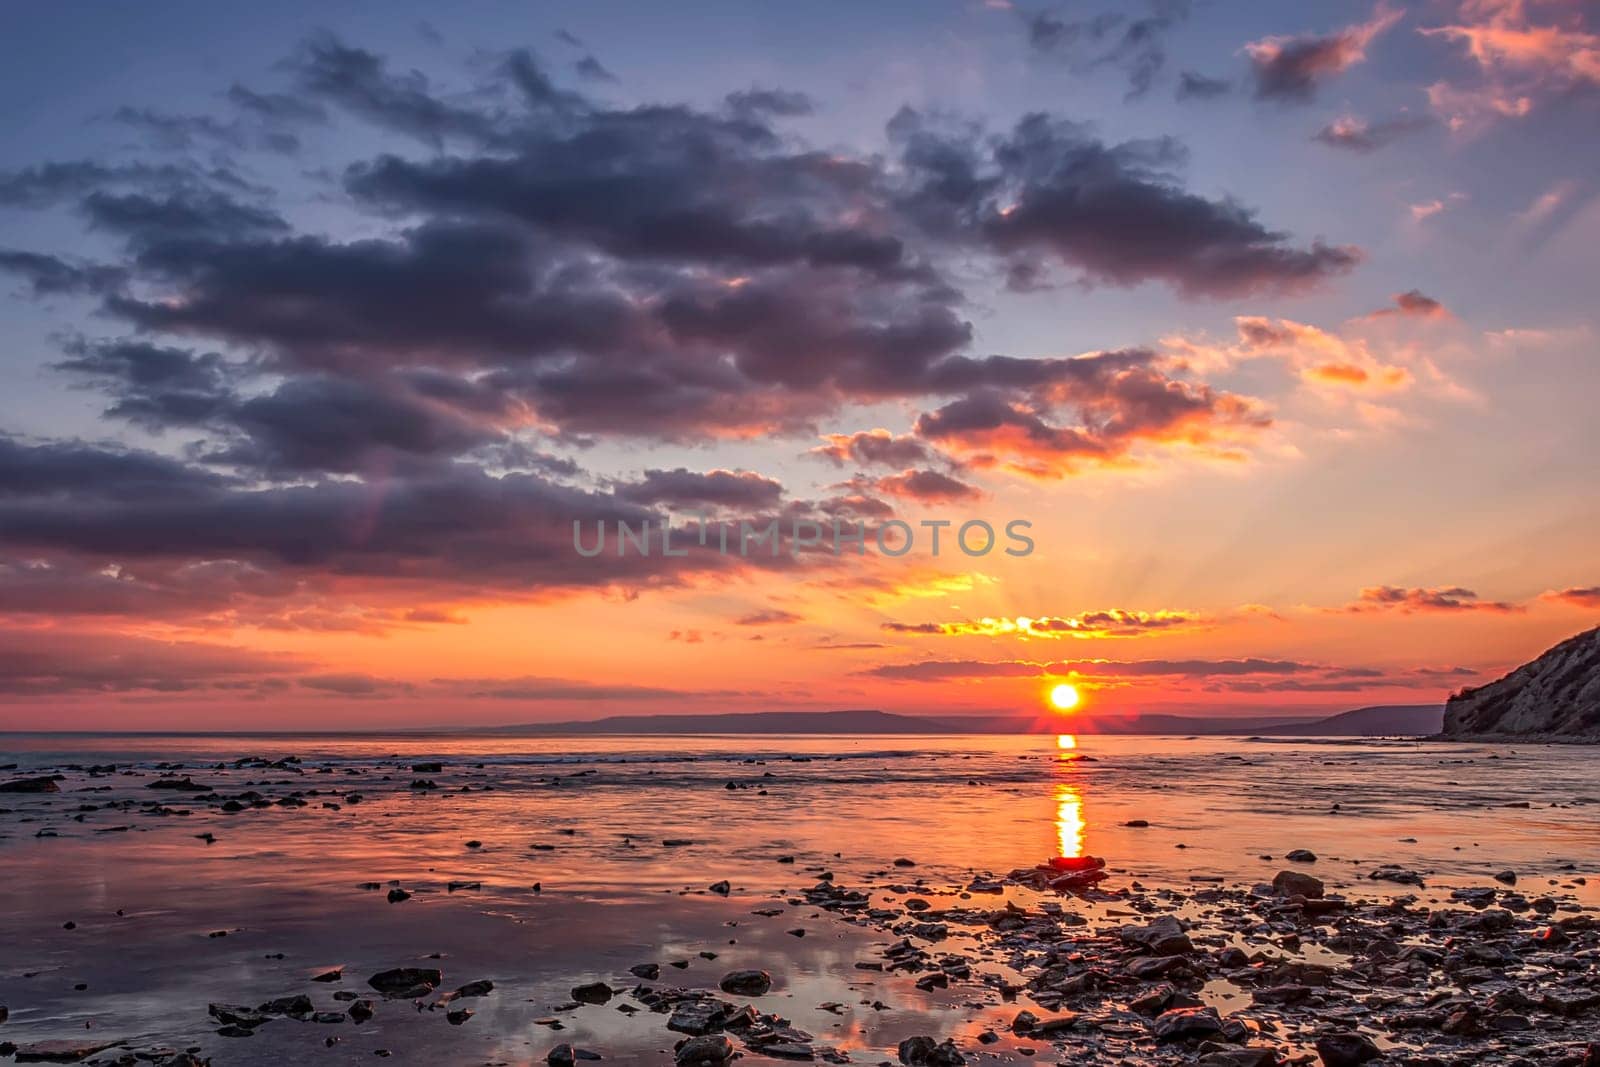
[1444,625,1600,738]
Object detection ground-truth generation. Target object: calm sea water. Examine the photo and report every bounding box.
[1,733,1596,1063]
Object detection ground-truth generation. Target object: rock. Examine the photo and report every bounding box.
[446,1008,474,1025]
[547,1045,601,1066]
[571,981,612,1005]
[1313,1031,1381,1066]
[718,969,772,995]
[1199,1050,1280,1067]
[1286,849,1318,863]
[411,762,443,773]
[675,1034,734,1066]
[453,979,494,998]
[1368,865,1425,886]
[311,968,343,982]
[1150,1006,1222,1041]
[1493,869,1518,885]
[1125,819,1150,827]
[367,967,442,995]
[708,880,731,895]
[897,1036,964,1066]
[0,777,60,793]
[1444,625,1600,737]
[385,888,410,903]
[258,994,313,1017]
[11,1040,122,1063]
[1272,870,1325,899]
[1120,915,1194,955]
[629,963,660,980]
[348,1000,375,1023]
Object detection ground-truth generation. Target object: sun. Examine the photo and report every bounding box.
[1048,682,1081,712]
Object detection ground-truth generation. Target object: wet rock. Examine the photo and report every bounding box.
[311,968,343,983]
[1150,1006,1222,1042]
[367,968,442,996]
[718,969,772,996]
[1286,849,1318,863]
[1198,1050,1280,1067]
[446,1008,474,1025]
[385,888,410,903]
[675,1034,734,1066]
[1272,870,1325,899]
[897,1036,965,1066]
[571,981,612,1005]
[208,1004,268,1029]
[1368,864,1424,886]
[452,980,494,998]
[411,762,443,773]
[547,1044,603,1066]
[1493,869,1518,885]
[347,1000,375,1023]
[11,1039,122,1063]
[0,777,61,794]
[630,963,660,980]
[1120,915,1194,955]
[708,880,731,895]
[1125,819,1150,827]
[258,994,313,1018]
[1313,1031,1381,1066]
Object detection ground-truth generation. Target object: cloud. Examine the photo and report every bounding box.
[892,110,1361,297]
[735,609,804,626]
[1364,289,1450,320]
[869,468,983,503]
[0,626,305,695]
[1339,585,1523,614]
[1021,0,1192,99]
[861,655,1342,681]
[1313,113,1437,152]
[1170,316,1420,397]
[1541,586,1600,608]
[614,468,785,510]
[1244,4,1403,102]
[1175,71,1232,100]
[810,429,935,469]
[881,609,1204,639]
[1420,0,1600,131]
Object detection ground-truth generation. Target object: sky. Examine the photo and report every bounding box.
[0,0,1597,730]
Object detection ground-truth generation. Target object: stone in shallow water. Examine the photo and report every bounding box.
[1150,1006,1222,1042]
[571,981,612,1005]
[675,1034,734,1066]
[718,969,771,995]
[1271,870,1325,899]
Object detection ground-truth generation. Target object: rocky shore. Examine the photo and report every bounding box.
[2,747,1597,1066]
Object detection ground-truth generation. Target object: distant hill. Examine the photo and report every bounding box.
[478,705,1443,737]
[477,708,952,735]
[1254,704,1442,736]
[1444,626,1600,739]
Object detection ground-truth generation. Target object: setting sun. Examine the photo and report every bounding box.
[1048,682,1081,711]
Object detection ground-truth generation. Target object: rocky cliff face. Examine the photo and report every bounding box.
[1443,625,1600,737]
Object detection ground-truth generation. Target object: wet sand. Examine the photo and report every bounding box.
[1,735,1597,1065]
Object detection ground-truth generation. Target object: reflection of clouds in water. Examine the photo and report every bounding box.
[1056,783,1084,859]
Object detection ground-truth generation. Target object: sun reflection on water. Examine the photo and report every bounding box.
[1055,784,1084,859]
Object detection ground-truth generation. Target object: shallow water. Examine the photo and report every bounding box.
[1,733,1597,1063]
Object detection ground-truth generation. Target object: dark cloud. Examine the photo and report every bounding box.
[1245,7,1400,103]
[614,468,785,510]
[1313,114,1436,152]
[1175,71,1231,100]
[0,626,304,696]
[1339,586,1522,615]
[575,56,618,83]
[0,249,124,296]
[1542,586,1600,609]
[892,111,1360,297]
[1023,1,1191,99]
[811,430,936,468]
[725,88,814,118]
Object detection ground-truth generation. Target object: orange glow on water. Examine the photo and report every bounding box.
[1057,733,1076,750]
[1055,784,1084,858]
